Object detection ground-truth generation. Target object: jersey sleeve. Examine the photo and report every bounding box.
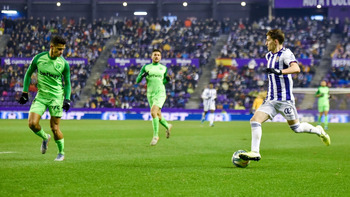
[163,67,169,84]
[283,49,298,66]
[22,56,38,92]
[62,61,71,100]
[136,65,147,83]
[201,89,208,100]
[212,90,217,99]
[315,87,321,97]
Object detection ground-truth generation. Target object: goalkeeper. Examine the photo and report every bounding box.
[136,49,172,146]
[315,80,330,130]
[18,35,71,161]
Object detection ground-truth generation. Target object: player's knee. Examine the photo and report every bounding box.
[28,121,39,131]
[150,111,157,118]
[50,124,58,131]
[250,116,258,123]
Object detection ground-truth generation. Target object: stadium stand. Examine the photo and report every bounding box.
[0,16,349,110]
[0,16,109,107]
[87,17,220,108]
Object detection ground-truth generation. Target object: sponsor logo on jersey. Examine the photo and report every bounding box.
[284,107,292,115]
[148,74,163,78]
[39,71,60,79]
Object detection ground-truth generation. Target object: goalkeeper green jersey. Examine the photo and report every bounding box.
[316,86,329,105]
[22,51,71,100]
[136,62,169,96]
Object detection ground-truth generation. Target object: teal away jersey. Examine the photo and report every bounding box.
[23,51,71,100]
[136,62,169,95]
[316,86,329,105]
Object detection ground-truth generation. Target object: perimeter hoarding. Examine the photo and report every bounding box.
[1,108,349,123]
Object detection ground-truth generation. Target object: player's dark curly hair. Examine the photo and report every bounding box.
[152,49,162,54]
[50,35,67,45]
[266,29,285,44]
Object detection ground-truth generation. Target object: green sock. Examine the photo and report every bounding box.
[152,117,159,137]
[317,116,322,125]
[34,129,48,140]
[159,116,169,129]
[324,115,329,128]
[55,139,64,155]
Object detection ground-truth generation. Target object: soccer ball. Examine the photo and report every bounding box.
[232,150,250,168]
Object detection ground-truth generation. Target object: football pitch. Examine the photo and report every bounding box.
[1,119,349,196]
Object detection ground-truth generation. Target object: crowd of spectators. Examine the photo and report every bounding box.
[331,18,350,59]
[1,16,349,110]
[0,16,111,107]
[85,63,200,109]
[220,16,337,59]
[110,17,221,66]
[84,17,222,109]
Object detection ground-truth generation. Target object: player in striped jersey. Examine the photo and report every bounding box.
[239,29,330,162]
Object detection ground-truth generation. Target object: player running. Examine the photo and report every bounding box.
[18,35,71,161]
[239,29,331,162]
[136,49,172,146]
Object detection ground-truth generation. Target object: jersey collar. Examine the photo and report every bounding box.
[271,47,285,55]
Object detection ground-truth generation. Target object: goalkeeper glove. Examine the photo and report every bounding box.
[141,72,149,78]
[18,92,29,104]
[62,99,71,112]
[265,68,282,75]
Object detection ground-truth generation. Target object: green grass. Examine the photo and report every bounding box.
[1,120,349,196]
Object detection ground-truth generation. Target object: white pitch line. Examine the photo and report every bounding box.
[0,151,16,154]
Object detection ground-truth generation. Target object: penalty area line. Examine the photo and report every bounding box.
[0,151,17,154]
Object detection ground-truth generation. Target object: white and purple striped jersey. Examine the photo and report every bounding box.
[265,48,298,101]
[201,88,217,101]
[202,88,217,111]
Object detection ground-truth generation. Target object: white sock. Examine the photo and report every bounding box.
[209,113,214,125]
[250,121,262,153]
[201,112,206,120]
[290,122,321,135]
